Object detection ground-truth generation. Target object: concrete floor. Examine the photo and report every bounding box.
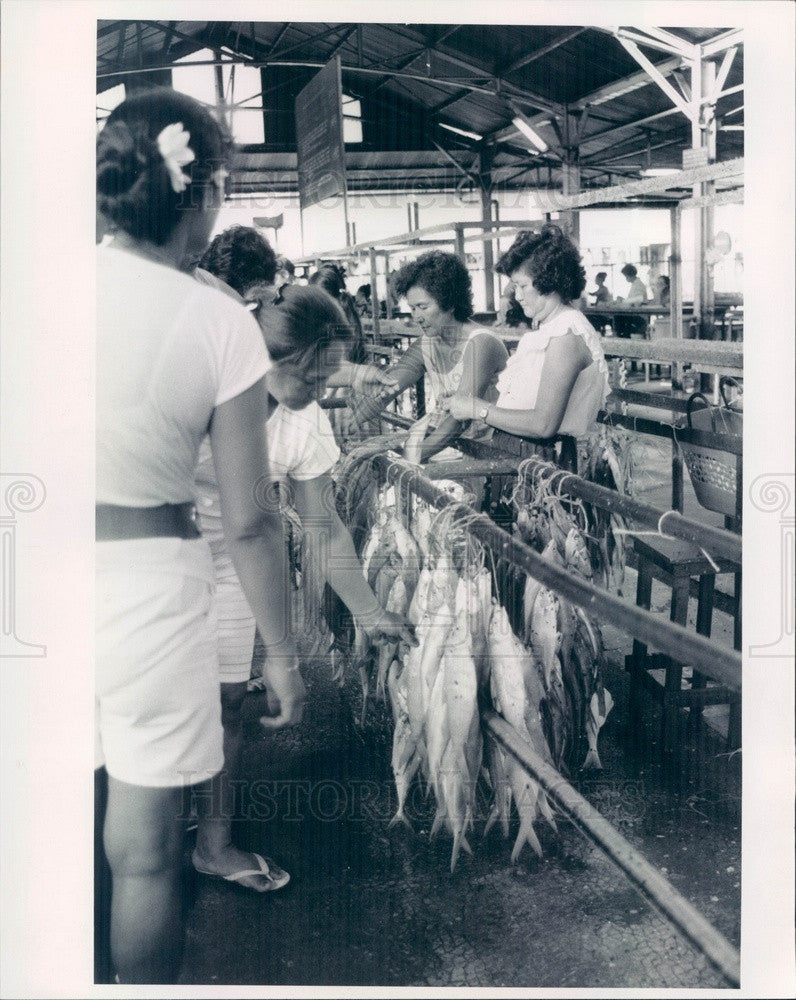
[171,400,742,988]
[176,632,740,989]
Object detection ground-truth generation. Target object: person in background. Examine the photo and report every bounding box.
[351,250,508,464]
[196,224,276,298]
[590,271,612,305]
[496,279,531,329]
[449,225,609,453]
[654,273,671,308]
[274,254,296,291]
[191,284,414,889]
[309,263,365,362]
[614,262,649,337]
[617,262,648,304]
[96,87,302,984]
[355,282,385,318]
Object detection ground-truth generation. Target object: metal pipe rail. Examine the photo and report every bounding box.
[483,711,740,987]
[372,453,741,690]
[452,439,742,566]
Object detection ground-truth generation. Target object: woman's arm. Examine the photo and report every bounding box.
[291,473,414,642]
[449,332,589,440]
[348,339,426,424]
[418,333,508,462]
[209,380,304,727]
[325,359,398,391]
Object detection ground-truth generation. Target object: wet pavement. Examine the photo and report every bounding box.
[177,630,741,989]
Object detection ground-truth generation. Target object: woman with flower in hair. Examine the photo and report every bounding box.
[96,87,302,983]
[449,225,609,455]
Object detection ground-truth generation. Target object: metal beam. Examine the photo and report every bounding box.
[267,23,346,60]
[428,90,470,114]
[700,28,744,58]
[627,25,697,58]
[570,55,684,109]
[593,136,685,166]
[265,22,291,57]
[712,46,738,102]
[499,27,586,75]
[534,157,744,209]
[618,38,695,121]
[430,140,479,183]
[326,24,358,60]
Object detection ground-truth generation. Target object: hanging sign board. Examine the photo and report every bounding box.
[295,56,349,255]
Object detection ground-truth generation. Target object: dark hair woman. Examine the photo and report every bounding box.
[448,225,608,443]
[96,87,302,984]
[191,283,413,891]
[353,250,507,464]
[198,224,277,295]
[309,263,366,364]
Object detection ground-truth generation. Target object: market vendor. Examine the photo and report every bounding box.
[448,225,609,450]
[350,250,508,463]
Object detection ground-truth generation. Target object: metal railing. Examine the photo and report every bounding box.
[356,451,741,986]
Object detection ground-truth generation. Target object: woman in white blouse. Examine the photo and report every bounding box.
[449,225,608,444]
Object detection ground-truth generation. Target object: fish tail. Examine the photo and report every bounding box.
[388,810,412,831]
[510,823,543,863]
[581,748,603,771]
[537,792,558,833]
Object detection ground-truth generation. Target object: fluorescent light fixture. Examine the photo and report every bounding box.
[640,167,680,177]
[511,114,548,153]
[439,122,483,142]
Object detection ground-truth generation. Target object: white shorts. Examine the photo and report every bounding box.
[95,537,224,788]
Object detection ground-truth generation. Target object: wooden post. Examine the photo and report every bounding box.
[454,223,466,262]
[382,251,394,319]
[670,206,684,389]
[562,153,581,244]
[369,246,380,338]
[480,149,495,312]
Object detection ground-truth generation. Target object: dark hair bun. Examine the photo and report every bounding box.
[540,223,565,242]
[96,120,150,197]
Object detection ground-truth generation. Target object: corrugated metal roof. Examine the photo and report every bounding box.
[96,21,744,194]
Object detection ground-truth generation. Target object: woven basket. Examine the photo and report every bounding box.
[679,390,743,517]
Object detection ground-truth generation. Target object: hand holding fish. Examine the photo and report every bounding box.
[360,606,418,647]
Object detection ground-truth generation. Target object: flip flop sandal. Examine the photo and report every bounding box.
[192,851,290,893]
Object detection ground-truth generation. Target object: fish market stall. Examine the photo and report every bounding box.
[287,439,742,987]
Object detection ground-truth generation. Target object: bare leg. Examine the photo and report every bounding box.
[103,776,186,984]
[94,767,113,984]
[193,681,248,869]
[192,682,290,890]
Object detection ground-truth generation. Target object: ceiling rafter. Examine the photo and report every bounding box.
[498,27,587,76]
[570,55,685,109]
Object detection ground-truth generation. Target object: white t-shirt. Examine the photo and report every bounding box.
[97,245,269,505]
[194,401,340,568]
[495,307,609,437]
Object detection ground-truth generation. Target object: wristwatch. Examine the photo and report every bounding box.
[476,402,490,421]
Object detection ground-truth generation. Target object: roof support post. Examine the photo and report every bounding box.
[369,246,380,337]
[669,205,683,346]
[454,223,466,263]
[479,148,496,311]
[691,56,718,343]
[561,111,580,243]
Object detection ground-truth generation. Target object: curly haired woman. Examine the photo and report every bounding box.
[449,225,609,444]
[352,250,508,463]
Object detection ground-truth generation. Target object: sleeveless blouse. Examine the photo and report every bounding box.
[495,307,610,437]
[420,325,502,441]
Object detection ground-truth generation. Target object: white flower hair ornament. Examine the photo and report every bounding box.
[156,122,195,193]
